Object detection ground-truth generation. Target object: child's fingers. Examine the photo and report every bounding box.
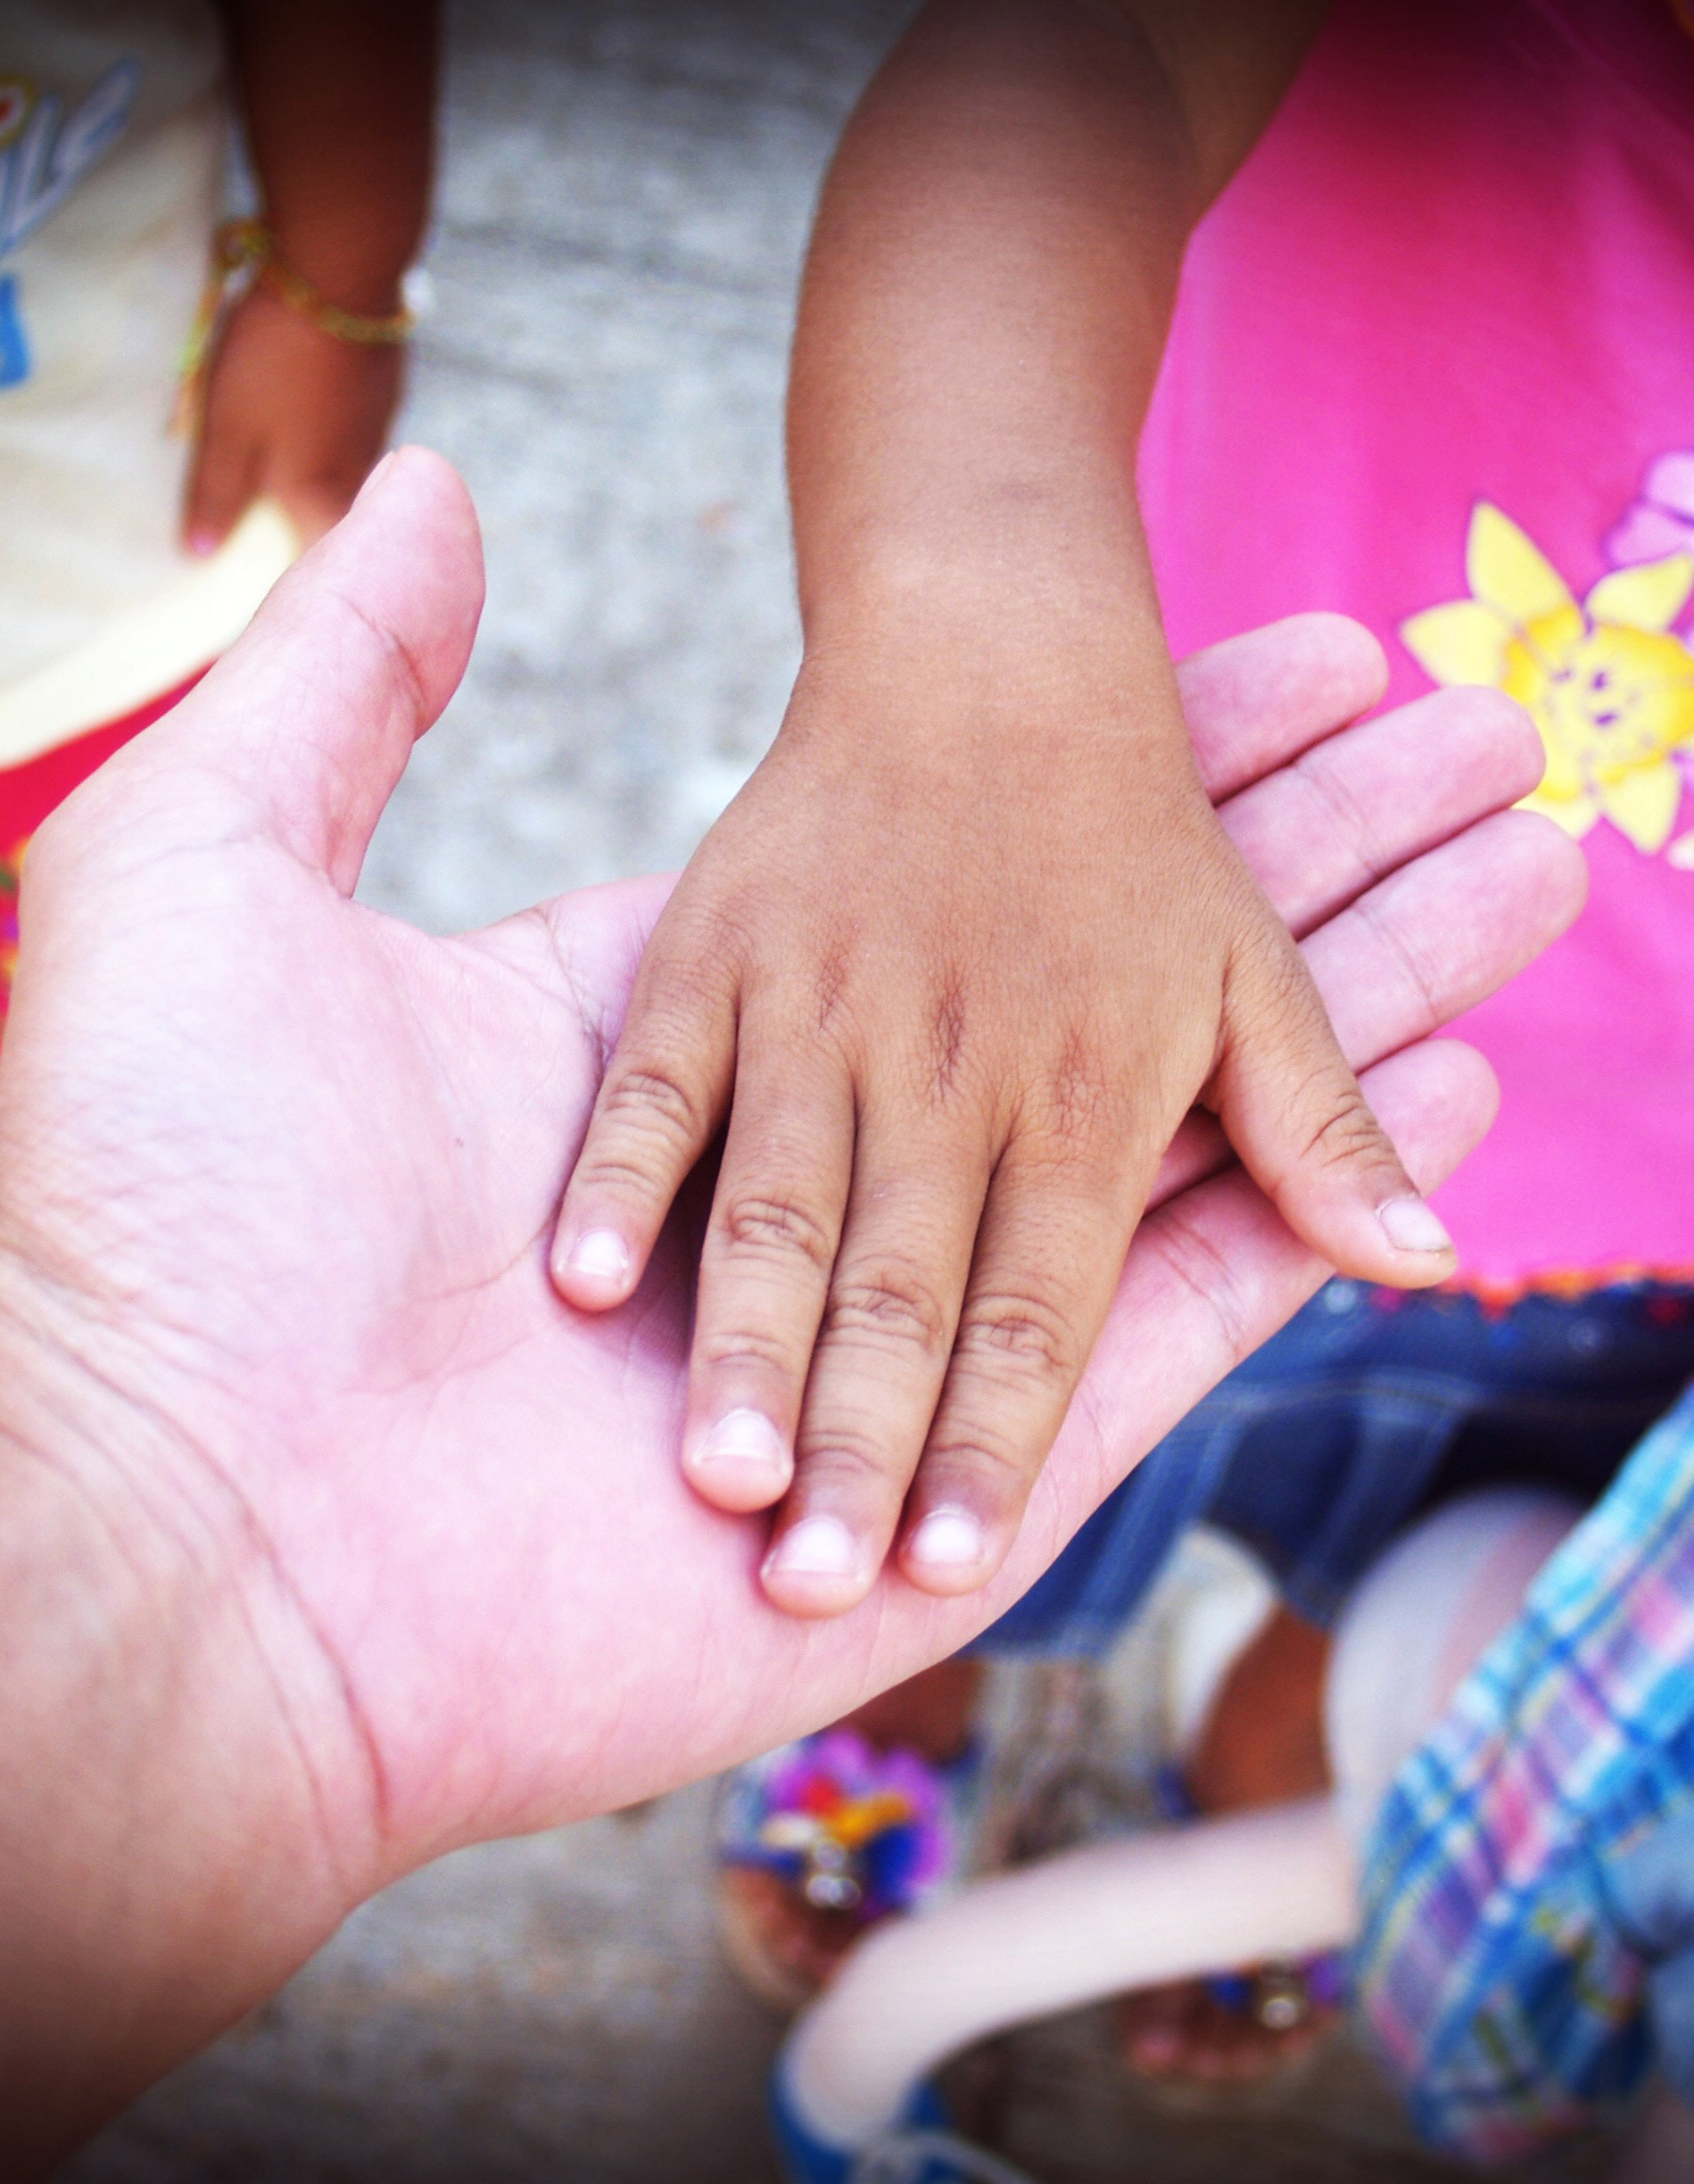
[755,1112,993,1616]
[891,1132,1154,1599]
[183,401,260,558]
[550,963,737,1309]
[1209,917,1458,1289]
[680,1044,856,1515]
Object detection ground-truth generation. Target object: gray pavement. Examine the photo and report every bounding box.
[359,0,913,935]
[61,6,1622,2180]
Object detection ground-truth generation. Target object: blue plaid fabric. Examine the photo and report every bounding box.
[1355,1386,1694,2158]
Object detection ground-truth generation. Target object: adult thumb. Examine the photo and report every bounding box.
[1210,921,1460,1289]
[122,447,483,896]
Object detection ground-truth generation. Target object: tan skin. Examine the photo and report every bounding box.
[202,0,1415,1639]
[549,0,1451,1629]
[681,0,1376,2075]
[185,0,437,551]
[1118,1605,1339,2081]
[190,0,1390,2081]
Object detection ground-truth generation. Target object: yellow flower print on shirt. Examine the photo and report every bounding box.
[1401,503,1694,856]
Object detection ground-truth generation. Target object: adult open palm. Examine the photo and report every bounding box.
[0,452,1582,2162]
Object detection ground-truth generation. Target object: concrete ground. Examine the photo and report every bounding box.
[61,7,1622,2180]
[357,0,895,936]
[62,1542,1619,2183]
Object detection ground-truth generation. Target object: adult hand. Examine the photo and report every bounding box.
[0,451,1582,2168]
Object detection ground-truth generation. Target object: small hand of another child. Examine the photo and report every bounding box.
[551,616,1487,1619]
[182,285,404,553]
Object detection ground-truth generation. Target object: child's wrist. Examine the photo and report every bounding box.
[176,221,422,432]
[251,220,417,322]
[799,498,1161,654]
[797,530,1171,716]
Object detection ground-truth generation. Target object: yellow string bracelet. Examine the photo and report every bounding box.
[174,218,417,435]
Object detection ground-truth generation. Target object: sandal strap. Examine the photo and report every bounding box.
[1203,1948,1350,2025]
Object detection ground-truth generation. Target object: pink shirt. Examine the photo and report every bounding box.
[1140,0,1694,1295]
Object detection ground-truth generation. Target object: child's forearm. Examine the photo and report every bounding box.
[215,0,440,312]
[557,0,1461,1622]
[789,0,1326,660]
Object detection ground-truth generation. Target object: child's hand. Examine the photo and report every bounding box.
[551,623,1458,1617]
[182,287,403,552]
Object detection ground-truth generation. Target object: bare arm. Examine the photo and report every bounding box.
[215,0,436,314]
[185,0,440,547]
[553,1,1457,1620]
[788,0,1328,635]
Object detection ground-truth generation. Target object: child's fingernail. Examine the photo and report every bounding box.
[1378,1195,1454,1257]
[563,1228,631,1287]
[764,1515,858,1581]
[692,1409,790,1487]
[186,526,219,558]
[907,1507,985,1574]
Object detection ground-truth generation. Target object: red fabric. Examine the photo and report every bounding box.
[0,666,209,1022]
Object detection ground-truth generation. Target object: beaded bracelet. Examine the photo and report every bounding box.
[174,218,417,434]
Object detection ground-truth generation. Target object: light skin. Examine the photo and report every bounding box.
[550,0,1404,1619]
[182,0,438,551]
[0,453,1580,2173]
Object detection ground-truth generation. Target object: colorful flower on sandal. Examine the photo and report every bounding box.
[1401,503,1694,857]
[736,1730,956,1922]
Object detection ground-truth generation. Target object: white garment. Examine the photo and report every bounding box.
[783,1490,1586,2156]
[1324,1487,1584,1850]
[0,3,225,690]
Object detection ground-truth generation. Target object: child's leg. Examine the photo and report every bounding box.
[1123,1283,1694,2079]
[784,1796,1356,2157]
[1120,1600,1342,2081]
